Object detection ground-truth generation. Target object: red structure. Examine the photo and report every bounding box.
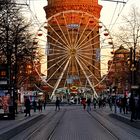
[44,0,102,19]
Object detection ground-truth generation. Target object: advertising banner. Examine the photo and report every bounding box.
[0,92,10,114]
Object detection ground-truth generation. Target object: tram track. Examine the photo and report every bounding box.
[23,111,59,140]
[8,111,61,140]
[87,111,119,140]
[47,110,66,140]
[8,106,140,140]
[43,107,120,140]
[94,109,140,139]
[23,110,66,140]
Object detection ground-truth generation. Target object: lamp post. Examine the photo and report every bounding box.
[130,45,138,95]
[113,55,118,114]
[133,42,137,86]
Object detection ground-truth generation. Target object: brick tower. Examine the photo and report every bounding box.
[44,0,102,19]
[43,0,102,97]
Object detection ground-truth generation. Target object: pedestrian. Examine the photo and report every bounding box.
[108,97,113,111]
[33,100,37,112]
[129,93,135,122]
[122,95,127,114]
[38,99,43,112]
[118,97,123,113]
[134,94,140,120]
[126,98,129,114]
[98,98,102,108]
[14,99,18,114]
[102,97,106,107]
[81,98,86,110]
[138,94,140,119]
[43,100,46,110]
[55,97,60,111]
[86,98,91,112]
[93,98,97,109]
[24,97,31,117]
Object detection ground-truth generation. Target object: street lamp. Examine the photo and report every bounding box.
[130,46,138,95]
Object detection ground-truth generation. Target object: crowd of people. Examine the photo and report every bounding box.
[23,94,140,122]
[107,93,140,121]
[24,98,46,117]
[80,94,140,122]
[24,97,61,116]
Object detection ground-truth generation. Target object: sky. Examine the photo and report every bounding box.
[24,0,140,31]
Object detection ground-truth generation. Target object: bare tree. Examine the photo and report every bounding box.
[112,5,140,91]
[0,0,35,62]
[114,5,140,51]
[0,0,39,90]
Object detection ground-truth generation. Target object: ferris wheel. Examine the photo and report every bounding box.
[32,10,114,99]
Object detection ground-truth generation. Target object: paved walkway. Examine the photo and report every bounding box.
[9,105,140,140]
[0,104,139,137]
[94,105,140,129]
[0,106,56,137]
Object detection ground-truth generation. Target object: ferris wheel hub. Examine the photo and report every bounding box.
[69,48,77,56]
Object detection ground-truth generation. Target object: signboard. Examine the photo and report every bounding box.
[0,81,7,84]
[0,93,11,114]
[0,64,8,91]
[0,64,14,119]
[70,86,78,94]
[131,85,139,89]
[67,24,80,29]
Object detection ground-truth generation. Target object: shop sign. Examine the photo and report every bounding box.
[131,85,139,89]
[67,24,80,29]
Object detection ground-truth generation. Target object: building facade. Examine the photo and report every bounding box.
[107,46,130,95]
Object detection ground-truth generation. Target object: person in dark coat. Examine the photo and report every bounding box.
[122,95,127,114]
[81,98,86,110]
[129,94,135,122]
[43,100,46,110]
[24,98,31,117]
[93,98,97,109]
[33,100,37,112]
[38,99,43,112]
[55,97,60,111]
[134,94,140,120]
[86,98,91,111]
[14,99,18,114]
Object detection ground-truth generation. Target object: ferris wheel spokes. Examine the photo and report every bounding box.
[77,54,101,83]
[75,56,98,98]
[46,56,69,83]
[33,10,114,99]
[50,58,71,99]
